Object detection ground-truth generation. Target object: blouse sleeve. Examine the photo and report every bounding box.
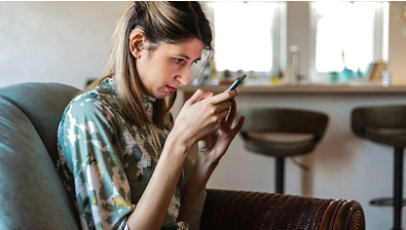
[59,96,134,230]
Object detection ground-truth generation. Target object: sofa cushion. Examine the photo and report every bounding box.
[0,94,80,229]
[0,82,80,164]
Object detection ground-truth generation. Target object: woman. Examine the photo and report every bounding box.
[57,2,244,230]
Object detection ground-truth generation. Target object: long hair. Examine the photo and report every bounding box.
[87,1,212,126]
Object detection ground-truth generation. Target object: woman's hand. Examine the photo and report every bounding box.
[168,89,238,154]
[177,94,244,223]
[198,97,245,164]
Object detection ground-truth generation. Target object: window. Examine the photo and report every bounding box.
[310,1,388,81]
[207,2,285,77]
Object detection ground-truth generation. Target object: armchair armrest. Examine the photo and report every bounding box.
[200,189,365,230]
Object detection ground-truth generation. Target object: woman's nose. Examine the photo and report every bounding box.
[178,67,191,85]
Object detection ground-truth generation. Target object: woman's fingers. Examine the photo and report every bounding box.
[225,99,237,126]
[177,89,240,142]
[217,108,231,121]
[187,89,213,105]
[212,100,232,115]
[187,89,204,105]
[209,90,238,104]
[232,116,245,134]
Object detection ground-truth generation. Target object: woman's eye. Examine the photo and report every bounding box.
[175,59,184,64]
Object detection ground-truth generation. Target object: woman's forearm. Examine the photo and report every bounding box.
[177,154,217,222]
[127,135,189,230]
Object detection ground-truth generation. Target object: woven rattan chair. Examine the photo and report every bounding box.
[201,189,365,230]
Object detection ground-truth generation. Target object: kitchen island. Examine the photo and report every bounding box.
[178,83,406,95]
[175,83,406,230]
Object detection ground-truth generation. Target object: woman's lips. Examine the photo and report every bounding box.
[166,86,177,93]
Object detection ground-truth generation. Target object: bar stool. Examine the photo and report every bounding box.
[351,105,406,230]
[239,108,329,194]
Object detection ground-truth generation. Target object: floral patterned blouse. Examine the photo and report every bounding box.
[56,78,188,230]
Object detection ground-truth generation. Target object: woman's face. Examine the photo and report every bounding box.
[136,38,205,99]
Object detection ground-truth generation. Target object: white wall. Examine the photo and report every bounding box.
[0,2,128,89]
[286,2,311,82]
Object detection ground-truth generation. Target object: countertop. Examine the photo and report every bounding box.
[179,83,406,95]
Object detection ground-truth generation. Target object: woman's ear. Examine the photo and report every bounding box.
[129,28,146,59]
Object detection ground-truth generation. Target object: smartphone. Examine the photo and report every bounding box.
[227,74,247,91]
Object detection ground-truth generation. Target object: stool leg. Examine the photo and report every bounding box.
[393,147,403,230]
[275,157,284,194]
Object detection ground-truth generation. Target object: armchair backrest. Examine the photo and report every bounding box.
[0,82,81,229]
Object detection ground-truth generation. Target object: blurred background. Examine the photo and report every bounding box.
[1,2,405,88]
[1,2,406,229]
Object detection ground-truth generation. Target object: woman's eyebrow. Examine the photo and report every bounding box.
[177,54,201,62]
[177,54,190,60]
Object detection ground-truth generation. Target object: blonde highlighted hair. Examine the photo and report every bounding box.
[87,2,212,126]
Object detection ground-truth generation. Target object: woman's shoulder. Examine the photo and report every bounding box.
[58,86,122,141]
[68,88,105,110]
[63,86,117,122]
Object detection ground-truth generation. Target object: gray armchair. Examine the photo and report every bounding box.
[0,82,80,229]
[0,82,365,230]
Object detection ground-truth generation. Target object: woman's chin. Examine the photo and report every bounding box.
[154,92,170,99]
[151,87,175,99]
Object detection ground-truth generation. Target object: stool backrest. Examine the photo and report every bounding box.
[239,108,329,143]
[352,105,406,135]
[351,105,406,146]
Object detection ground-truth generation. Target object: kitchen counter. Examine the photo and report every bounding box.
[179,83,406,95]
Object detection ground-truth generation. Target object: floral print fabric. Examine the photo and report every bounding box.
[56,78,188,230]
